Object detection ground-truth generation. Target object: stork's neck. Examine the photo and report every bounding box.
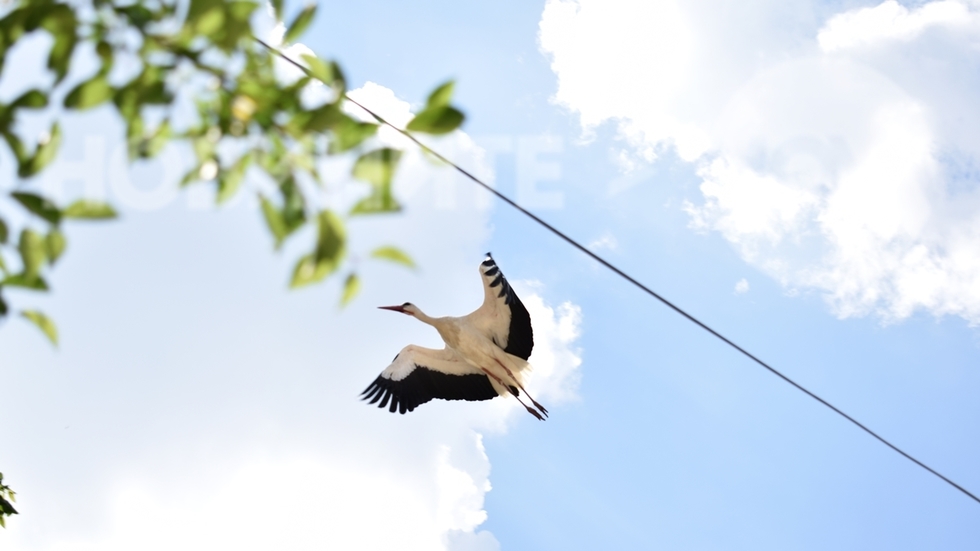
[412,309,459,348]
[412,308,439,327]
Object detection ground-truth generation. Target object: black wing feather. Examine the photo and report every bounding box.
[361,366,499,414]
[482,253,534,360]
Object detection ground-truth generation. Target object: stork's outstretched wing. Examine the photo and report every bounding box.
[464,253,534,360]
[361,345,499,414]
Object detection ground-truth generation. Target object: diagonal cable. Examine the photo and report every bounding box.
[256,37,980,506]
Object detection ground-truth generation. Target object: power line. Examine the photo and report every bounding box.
[257,38,980,506]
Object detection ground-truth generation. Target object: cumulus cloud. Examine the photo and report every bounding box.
[517,294,583,405]
[0,79,583,550]
[4,291,583,551]
[817,0,974,52]
[540,0,980,323]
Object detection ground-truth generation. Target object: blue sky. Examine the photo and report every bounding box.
[3,1,980,549]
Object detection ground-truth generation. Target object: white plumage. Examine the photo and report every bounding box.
[362,253,547,419]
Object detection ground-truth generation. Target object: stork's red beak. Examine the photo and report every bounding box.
[378,305,407,313]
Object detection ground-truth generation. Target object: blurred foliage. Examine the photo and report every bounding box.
[0,473,15,527]
[0,0,465,523]
[0,0,465,348]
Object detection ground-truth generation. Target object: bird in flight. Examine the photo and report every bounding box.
[362,253,548,420]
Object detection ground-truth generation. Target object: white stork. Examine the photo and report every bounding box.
[361,253,548,420]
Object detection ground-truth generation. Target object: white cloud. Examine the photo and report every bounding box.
[521,295,583,406]
[539,0,703,161]
[540,0,980,323]
[735,278,750,294]
[2,292,583,551]
[0,81,583,550]
[818,0,974,52]
[34,454,482,551]
[587,232,619,252]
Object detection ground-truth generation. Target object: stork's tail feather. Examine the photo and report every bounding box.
[506,354,533,374]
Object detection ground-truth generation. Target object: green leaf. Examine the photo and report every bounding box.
[350,149,402,215]
[370,246,415,269]
[0,493,16,516]
[1,273,49,291]
[18,229,45,278]
[41,6,78,84]
[340,273,360,306]
[192,134,216,164]
[352,148,401,188]
[124,113,145,159]
[206,2,256,51]
[284,4,316,44]
[45,229,66,265]
[2,130,28,165]
[19,123,62,178]
[22,310,58,346]
[40,5,78,34]
[118,4,155,27]
[298,56,345,96]
[217,153,252,204]
[289,210,346,289]
[270,0,284,19]
[302,103,344,133]
[331,117,377,153]
[405,105,464,135]
[405,81,463,135]
[187,0,224,21]
[11,192,61,224]
[187,0,225,35]
[0,294,8,318]
[139,119,171,158]
[290,253,331,289]
[259,194,288,248]
[63,200,118,220]
[328,62,347,94]
[314,210,346,265]
[350,189,401,215]
[195,8,224,37]
[47,31,78,84]
[95,40,112,67]
[180,165,202,187]
[279,176,307,232]
[64,75,113,110]
[425,80,455,109]
[137,80,172,106]
[301,54,335,85]
[11,89,48,109]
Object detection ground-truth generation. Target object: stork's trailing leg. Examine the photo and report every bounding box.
[480,367,545,421]
[493,358,549,418]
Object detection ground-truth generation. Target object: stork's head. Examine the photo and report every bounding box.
[378,302,420,317]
